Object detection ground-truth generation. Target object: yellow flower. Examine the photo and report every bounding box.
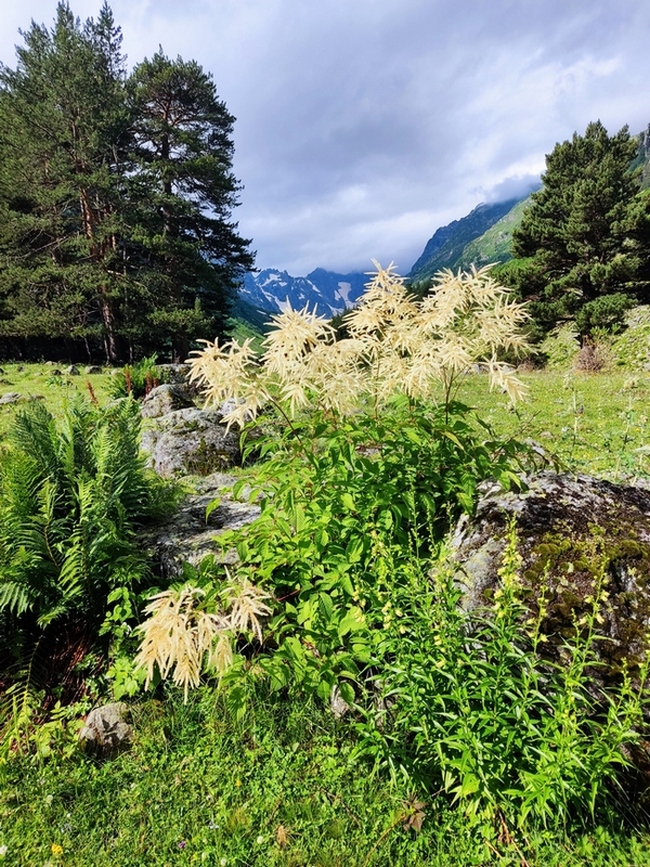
[51,843,63,857]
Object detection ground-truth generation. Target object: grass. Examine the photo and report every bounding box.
[0,363,115,437]
[3,690,650,866]
[454,369,650,482]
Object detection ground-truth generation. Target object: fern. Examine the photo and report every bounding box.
[0,396,176,633]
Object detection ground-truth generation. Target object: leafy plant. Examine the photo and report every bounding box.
[137,265,534,699]
[106,354,163,400]
[0,396,176,633]
[362,527,648,835]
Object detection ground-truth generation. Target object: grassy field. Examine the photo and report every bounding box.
[2,364,650,865]
[454,368,650,482]
[2,363,648,482]
[3,691,650,867]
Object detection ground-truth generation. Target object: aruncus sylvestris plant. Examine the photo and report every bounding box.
[136,264,532,700]
[188,263,530,424]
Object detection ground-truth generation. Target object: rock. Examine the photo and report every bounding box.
[141,408,241,477]
[84,365,103,375]
[66,364,80,376]
[330,686,352,719]
[156,363,192,384]
[0,392,24,405]
[141,472,260,577]
[78,702,132,756]
[452,471,650,687]
[141,384,196,418]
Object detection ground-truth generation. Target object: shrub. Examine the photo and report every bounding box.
[136,264,534,698]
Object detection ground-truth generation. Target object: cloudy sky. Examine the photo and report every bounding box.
[1,0,649,276]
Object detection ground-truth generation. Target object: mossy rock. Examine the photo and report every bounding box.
[452,472,650,686]
[140,407,241,478]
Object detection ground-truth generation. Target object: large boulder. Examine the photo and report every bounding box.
[452,472,650,686]
[141,407,241,477]
[141,472,260,578]
[141,383,195,418]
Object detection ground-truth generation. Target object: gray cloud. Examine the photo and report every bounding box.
[1,0,649,275]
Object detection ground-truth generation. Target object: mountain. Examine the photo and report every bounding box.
[455,196,533,271]
[239,267,368,317]
[408,196,528,282]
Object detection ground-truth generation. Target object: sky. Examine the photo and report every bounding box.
[1,0,649,276]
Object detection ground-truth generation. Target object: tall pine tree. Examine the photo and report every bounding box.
[0,3,131,361]
[508,121,650,337]
[128,52,254,361]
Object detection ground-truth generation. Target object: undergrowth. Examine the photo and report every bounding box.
[2,267,650,864]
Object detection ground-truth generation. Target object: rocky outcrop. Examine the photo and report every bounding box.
[452,472,650,684]
[141,472,260,578]
[140,407,241,477]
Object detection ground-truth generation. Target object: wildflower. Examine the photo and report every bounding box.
[256,835,264,844]
[0,845,7,858]
[178,840,187,850]
[220,859,228,866]
[51,843,63,857]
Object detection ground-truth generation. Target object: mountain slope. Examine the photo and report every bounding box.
[408,198,524,282]
[456,196,533,270]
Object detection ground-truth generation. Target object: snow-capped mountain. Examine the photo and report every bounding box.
[240,267,368,318]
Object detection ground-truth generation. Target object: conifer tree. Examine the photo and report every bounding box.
[128,52,254,361]
[0,2,131,361]
[508,121,650,337]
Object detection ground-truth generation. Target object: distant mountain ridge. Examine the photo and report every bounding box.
[408,196,530,282]
[240,267,368,317]
[235,126,650,327]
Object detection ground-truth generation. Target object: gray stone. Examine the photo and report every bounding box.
[78,702,132,756]
[156,363,192,384]
[66,365,80,376]
[141,408,241,478]
[0,391,24,405]
[84,365,103,375]
[451,471,650,686]
[141,472,260,578]
[141,384,196,419]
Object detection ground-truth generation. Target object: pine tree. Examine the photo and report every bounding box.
[0,2,132,362]
[128,52,254,361]
[509,121,650,337]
